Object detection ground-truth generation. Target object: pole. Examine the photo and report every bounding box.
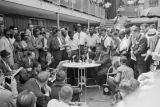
[57,13,60,29]
[88,19,90,29]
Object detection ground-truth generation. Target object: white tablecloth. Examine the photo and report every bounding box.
[63,62,101,68]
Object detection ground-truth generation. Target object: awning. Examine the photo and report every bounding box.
[128,17,158,24]
[141,7,160,17]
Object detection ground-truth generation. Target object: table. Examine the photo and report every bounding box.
[63,62,101,89]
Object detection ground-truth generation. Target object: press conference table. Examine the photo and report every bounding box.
[63,62,101,89]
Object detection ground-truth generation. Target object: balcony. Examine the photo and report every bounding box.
[123,5,139,17]
[42,0,105,19]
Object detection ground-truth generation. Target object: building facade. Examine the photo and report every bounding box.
[0,0,105,30]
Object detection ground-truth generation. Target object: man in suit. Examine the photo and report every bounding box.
[94,45,112,85]
[0,50,13,76]
[63,45,79,62]
[41,52,56,70]
[132,27,148,77]
[81,46,95,62]
[0,29,14,66]
[49,28,66,67]
[21,71,51,107]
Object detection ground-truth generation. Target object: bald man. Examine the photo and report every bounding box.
[48,86,87,107]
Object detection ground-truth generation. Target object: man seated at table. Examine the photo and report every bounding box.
[94,45,112,86]
[80,46,95,62]
[63,45,79,62]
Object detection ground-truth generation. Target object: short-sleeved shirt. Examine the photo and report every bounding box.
[85,34,100,47]
[73,31,87,45]
[102,35,112,48]
[65,38,79,51]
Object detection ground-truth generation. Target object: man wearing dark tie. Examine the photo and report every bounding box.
[49,28,66,67]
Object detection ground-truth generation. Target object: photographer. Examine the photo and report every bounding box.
[0,69,18,107]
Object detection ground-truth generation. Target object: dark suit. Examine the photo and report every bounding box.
[21,57,36,68]
[41,59,56,70]
[21,78,50,107]
[94,52,112,85]
[62,51,79,62]
[133,36,148,75]
[49,36,65,67]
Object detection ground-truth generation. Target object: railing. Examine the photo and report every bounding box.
[41,0,105,19]
[123,5,138,17]
[149,0,158,7]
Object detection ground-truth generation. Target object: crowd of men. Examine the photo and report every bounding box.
[0,19,160,107]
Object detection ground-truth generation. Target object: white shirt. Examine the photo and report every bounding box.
[47,99,87,107]
[74,31,87,45]
[66,38,79,51]
[119,36,130,52]
[85,34,100,47]
[102,35,112,48]
[44,38,48,48]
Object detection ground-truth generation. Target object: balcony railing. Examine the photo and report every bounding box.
[123,5,138,17]
[42,0,105,18]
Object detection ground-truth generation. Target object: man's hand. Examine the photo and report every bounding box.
[27,68,32,71]
[43,84,51,96]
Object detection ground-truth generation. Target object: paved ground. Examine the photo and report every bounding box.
[80,87,113,107]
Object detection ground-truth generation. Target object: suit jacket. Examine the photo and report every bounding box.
[0,36,14,66]
[41,59,56,70]
[133,36,148,64]
[81,52,95,61]
[49,36,65,52]
[21,57,35,68]
[94,52,111,75]
[63,51,79,62]
[22,78,43,97]
[22,78,50,107]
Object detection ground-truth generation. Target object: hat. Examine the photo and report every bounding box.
[56,70,66,81]
[0,50,10,58]
[147,29,157,37]
[77,24,81,27]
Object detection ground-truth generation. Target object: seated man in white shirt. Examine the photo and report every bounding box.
[47,85,87,107]
[85,28,100,52]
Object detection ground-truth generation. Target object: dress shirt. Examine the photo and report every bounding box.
[85,34,100,47]
[44,38,48,48]
[102,35,112,48]
[66,38,79,51]
[73,32,87,45]
[119,36,130,52]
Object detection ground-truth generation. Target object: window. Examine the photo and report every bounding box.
[29,18,44,27]
[149,0,158,7]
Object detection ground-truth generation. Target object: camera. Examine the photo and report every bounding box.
[5,76,11,84]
